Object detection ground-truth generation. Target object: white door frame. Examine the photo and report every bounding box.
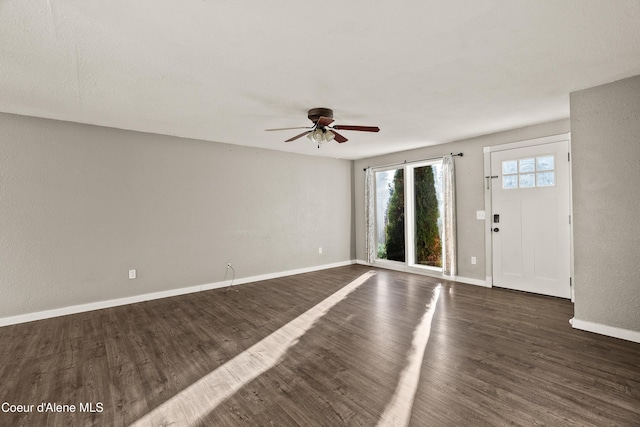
[483,133,575,301]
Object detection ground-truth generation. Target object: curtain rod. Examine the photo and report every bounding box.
[362,152,463,171]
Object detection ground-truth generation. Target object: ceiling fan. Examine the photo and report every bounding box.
[265,108,380,146]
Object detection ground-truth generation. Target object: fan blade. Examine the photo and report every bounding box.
[316,116,335,127]
[332,130,348,143]
[332,125,380,132]
[265,126,311,131]
[285,131,311,142]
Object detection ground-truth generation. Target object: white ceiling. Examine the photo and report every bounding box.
[2,1,640,160]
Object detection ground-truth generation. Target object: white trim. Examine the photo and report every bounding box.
[483,132,570,153]
[455,276,490,288]
[0,260,355,328]
[483,150,493,284]
[571,318,640,344]
[200,260,355,290]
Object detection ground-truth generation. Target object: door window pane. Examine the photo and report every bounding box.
[502,160,518,175]
[537,171,555,186]
[536,155,554,171]
[503,175,518,189]
[519,173,535,188]
[519,158,535,173]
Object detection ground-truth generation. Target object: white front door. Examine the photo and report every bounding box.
[490,140,571,298]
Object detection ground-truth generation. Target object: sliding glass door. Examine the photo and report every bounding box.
[374,161,443,271]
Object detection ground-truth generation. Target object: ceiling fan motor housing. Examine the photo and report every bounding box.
[307,108,333,123]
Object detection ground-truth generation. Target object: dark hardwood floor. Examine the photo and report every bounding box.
[1,265,639,426]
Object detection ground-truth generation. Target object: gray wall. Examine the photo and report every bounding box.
[0,113,354,319]
[353,119,570,281]
[570,75,640,332]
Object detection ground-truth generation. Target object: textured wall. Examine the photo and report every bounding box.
[353,120,570,281]
[0,113,354,319]
[570,75,640,332]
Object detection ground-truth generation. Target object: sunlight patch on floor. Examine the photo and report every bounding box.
[377,284,441,427]
[131,270,377,426]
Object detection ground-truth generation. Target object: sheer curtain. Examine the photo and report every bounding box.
[442,155,457,277]
[364,168,376,264]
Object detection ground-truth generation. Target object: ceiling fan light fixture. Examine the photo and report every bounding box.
[324,130,335,142]
[307,128,332,144]
[307,128,322,143]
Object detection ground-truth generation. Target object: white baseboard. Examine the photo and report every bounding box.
[571,318,640,344]
[355,260,487,287]
[455,276,491,287]
[0,260,356,328]
[201,260,355,290]
[364,260,449,279]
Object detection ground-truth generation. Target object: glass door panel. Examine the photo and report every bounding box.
[375,168,405,262]
[413,164,443,268]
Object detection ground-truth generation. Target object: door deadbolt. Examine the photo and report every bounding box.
[493,227,500,232]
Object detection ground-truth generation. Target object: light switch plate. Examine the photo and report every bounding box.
[476,210,485,220]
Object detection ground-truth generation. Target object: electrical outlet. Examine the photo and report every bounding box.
[318,247,323,254]
[471,257,477,265]
[129,269,136,279]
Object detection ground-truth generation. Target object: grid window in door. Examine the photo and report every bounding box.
[502,155,555,189]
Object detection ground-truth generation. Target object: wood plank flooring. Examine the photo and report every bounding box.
[1,265,639,426]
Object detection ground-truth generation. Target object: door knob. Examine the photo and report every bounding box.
[493,227,500,232]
